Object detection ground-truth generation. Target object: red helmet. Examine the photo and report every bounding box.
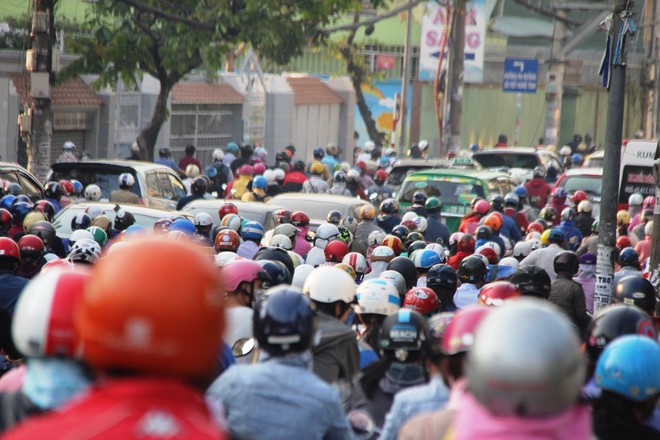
[219,203,239,219]
[153,218,172,233]
[18,234,44,258]
[33,200,56,222]
[571,190,587,204]
[324,240,350,263]
[478,281,522,307]
[355,161,367,172]
[0,208,12,228]
[527,222,544,234]
[403,287,440,316]
[239,164,254,176]
[477,247,499,265]
[375,169,389,183]
[458,234,476,253]
[253,163,266,175]
[382,235,404,255]
[643,195,655,210]
[442,305,491,355]
[276,209,292,225]
[0,237,20,260]
[401,219,418,231]
[58,179,74,196]
[290,211,310,228]
[214,229,240,253]
[616,236,631,249]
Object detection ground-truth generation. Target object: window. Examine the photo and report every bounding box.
[145,172,162,198]
[399,178,485,205]
[167,174,186,200]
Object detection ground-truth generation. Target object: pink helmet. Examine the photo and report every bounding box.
[442,305,491,355]
[239,164,254,176]
[221,259,269,291]
[643,195,656,210]
[253,163,266,175]
[475,200,490,215]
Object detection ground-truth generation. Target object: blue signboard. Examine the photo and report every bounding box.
[503,58,538,93]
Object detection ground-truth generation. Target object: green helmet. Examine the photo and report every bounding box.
[337,226,352,244]
[425,197,442,211]
[86,225,108,247]
[591,219,599,233]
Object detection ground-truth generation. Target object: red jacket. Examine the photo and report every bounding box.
[178,156,203,173]
[524,177,552,208]
[4,378,226,440]
[448,251,472,270]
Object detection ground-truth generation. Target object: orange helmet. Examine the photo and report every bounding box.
[359,205,377,221]
[77,238,225,379]
[381,235,404,255]
[214,229,240,253]
[483,213,502,232]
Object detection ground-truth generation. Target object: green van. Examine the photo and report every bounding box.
[397,169,516,232]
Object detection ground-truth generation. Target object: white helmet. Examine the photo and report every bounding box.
[68,229,94,248]
[214,251,238,267]
[212,148,224,161]
[355,279,400,316]
[645,221,653,236]
[185,164,201,177]
[342,252,368,275]
[379,270,406,297]
[346,169,360,183]
[526,231,541,241]
[303,266,356,303]
[513,241,532,258]
[628,193,644,206]
[292,264,315,289]
[498,257,519,271]
[479,241,501,258]
[367,230,386,246]
[84,184,102,201]
[425,243,447,263]
[413,216,428,233]
[370,246,395,263]
[418,140,429,150]
[270,234,293,251]
[577,200,592,213]
[340,217,359,234]
[467,299,585,417]
[559,145,572,156]
[118,173,135,187]
[63,141,76,150]
[401,211,417,222]
[528,238,541,250]
[363,140,376,153]
[273,168,285,181]
[193,212,213,227]
[85,204,104,220]
[68,238,102,264]
[384,147,396,156]
[263,169,276,183]
[316,224,340,242]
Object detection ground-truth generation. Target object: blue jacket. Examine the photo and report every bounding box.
[501,213,522,243]
[0,271,29,314]
[424,213,451,246]
[376,215,401,234]
[206,354,351,440]
[380,375,450,440]
[557,220,583,251]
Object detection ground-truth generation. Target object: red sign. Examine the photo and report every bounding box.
[377,55,395,70]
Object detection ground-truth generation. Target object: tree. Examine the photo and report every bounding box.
[64,0,356,159]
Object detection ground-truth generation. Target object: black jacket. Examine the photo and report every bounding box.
[549,274,591,335]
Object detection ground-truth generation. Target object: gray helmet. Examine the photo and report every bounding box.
[273,223,298,244]
[466,298,585,417]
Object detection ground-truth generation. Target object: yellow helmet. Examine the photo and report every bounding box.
[540,229,551,245]
[22,211,47,231]
[359,205,376,221]
[334,262,356,280]
[616,210,630,226]
[310,162,325,175]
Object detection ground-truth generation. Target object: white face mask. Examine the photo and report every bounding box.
[23,358,91,410]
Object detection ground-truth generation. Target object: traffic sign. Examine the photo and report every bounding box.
[503,58,538,93]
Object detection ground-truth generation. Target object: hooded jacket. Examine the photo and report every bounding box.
[524,177,552,208]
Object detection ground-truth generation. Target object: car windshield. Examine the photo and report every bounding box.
[399,177,486,206]
[184,204,270,228]
[557,175,602,197]
[50,169,140,200]
[388,165,436,186]
[53,205,166,238]
[472,152,539,169]
[273,198,363,220]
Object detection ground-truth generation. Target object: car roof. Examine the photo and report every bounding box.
[563,167,603,177]
[184,199,282,214]
[472,147,539,155]
[405,168,511,180]
[51,160,176,172]
[392,158,454,167]
[269,193,367,206]
[57,202,184,218]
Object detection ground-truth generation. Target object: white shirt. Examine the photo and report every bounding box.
[224,306,253,348]
[454,283,480,309]
[519,243,563,280]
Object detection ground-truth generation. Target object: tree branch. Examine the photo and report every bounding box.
[324,0,425,34]
[512,0,582,27]
[115,0,215,30]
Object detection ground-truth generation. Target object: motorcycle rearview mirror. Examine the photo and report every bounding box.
[347,411,379,440]
[369,192,379,201]
[231,338,255,358]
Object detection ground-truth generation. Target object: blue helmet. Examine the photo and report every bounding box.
[124,224,146,237]
[553,187,568,200]
[71,213,92,230]
[571,153,583,165]
[169,218,196,236]
[0,195,16,211]
[71,179,83,195]
[513,186,527,198]
[253,176,268,190]
[548,228,566,243]
[241,221,264,240]
[411,249,442,270]
[226,142,239,153]
[595,335,660,401]
[618,247,639,266]
[204,166,218,178]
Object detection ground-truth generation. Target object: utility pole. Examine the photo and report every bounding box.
[448,0,466,154]
[20,0,54,181]
[398,0,413,155]
[543,1,566,147]
[652,144,660,318]
[594,0,631,312]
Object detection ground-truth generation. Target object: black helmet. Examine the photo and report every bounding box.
[7,183,22,197]
[404,232,424,249]
[387,256,418,290]
[241,144,254,158]
[391,225,410,241]
[425,312,454,358]
[253,246,295,278]
[253,286,316,356]
[413,191,428,205]
[44,182,63,201]
[256,260,292,289]
[294,161,306,172]
[70,213,92,230]
[510,266,551,299]
[490,195,504,212]
[457,255,488,283]
[540,206,558,223]
[326,210,342,225]
[379,309,426,359]
[114,210,136,231]
[585,304,657,364]
[475,225,492,241]
[191,177,208,195]
[613,275,656,315]
[553,251,579,275]
[26,220,56,245]
[379,199,397,215]
[426,264,458,290]
[407,240,427,254]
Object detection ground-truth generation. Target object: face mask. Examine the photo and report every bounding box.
[23,358,91,410]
